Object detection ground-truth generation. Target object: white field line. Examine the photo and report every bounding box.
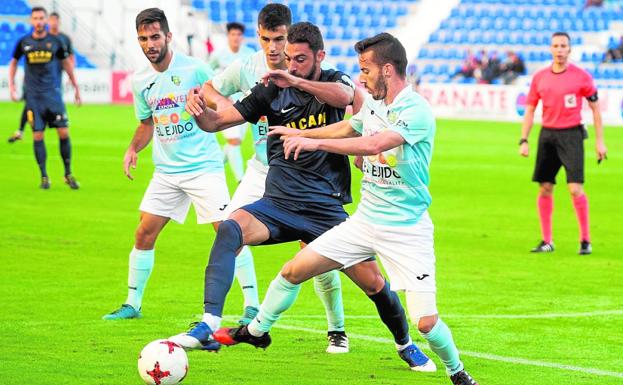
[233,309,623,320]
[268,323,623,379]
[220,310,623,379]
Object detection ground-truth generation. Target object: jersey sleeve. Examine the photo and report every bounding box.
[327,69,356,89]
[525,74,540,107]
[132,79,152,121]
[581,72,598,99]
[212,59,243,97]
[389,104,434,146]
[12,38,23,60]
[349,106,364,134]
[233,83,270,123]
[195,62,215,85]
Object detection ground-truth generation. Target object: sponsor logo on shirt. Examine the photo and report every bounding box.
[285,112,327,129]
[27,50,53,64]
[564,94,577,108]
[153,94,184,111]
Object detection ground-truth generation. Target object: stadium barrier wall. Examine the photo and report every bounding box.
[0,67,128,104]
[2,67,622,126]
[419,83,623,126]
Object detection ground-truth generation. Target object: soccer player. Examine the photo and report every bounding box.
[208,22,255,183]
[8,6,81,189]
[8,12,75,145]
[214,33,478,385]
[170,23,433,370]
[102,8,228,327]
[519,32,607,255]
[201,4,350,353]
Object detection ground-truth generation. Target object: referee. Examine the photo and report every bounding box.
[519,32,607,255]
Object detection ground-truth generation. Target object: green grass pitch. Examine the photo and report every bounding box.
[0,102,622,384]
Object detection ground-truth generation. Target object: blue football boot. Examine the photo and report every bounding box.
[398,344,437,372]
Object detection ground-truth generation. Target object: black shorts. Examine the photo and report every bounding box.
[240,197,348,245]
[25,91,68,132]
[533,125,585,184]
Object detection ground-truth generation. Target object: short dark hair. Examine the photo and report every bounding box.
[258,3,291,31]
[31,6,47,15]
[355,33,407,77]
[50,12,60,18]
[226,22,245,33]
[287,22,323,52]
[552,31,571,44]
[135,8,170,35]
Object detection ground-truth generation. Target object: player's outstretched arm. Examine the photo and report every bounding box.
[588,100,607,161]
[124,117,154,180]
[8,59,19,102]
[185,87,246,132]
[62,58,81,106]
[261,69,354,108]
[202,80,230,111]
[269,120,358,141]
[519,104,536,157]
[283,130,405,160]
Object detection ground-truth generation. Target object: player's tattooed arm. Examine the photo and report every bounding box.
[124,117,154,180]
[185,86,246,132]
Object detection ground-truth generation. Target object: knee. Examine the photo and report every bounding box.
[568,184,584,197]
[33,132,44,142]
[539,184,554,197]
[216,219,243,245]
[280,259,305,285]
[135,224,158,249]
[58,129,69,139]
[417,314,438,334]
[360,274,386,296]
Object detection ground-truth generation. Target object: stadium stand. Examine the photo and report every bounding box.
[0,0,96,68]
[414,0,623,88]
[190,0,420,76]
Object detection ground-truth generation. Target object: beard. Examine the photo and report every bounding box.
[371,78,388,100]
[146,44,169,64]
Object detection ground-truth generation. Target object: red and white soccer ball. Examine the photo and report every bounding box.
[138,339,188,385]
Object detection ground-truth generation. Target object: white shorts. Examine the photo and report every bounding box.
[223,158,268,217]
[308,211,437,293]
[222,122,248,140]
[139,171,230,224]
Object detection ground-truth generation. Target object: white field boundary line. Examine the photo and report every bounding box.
[230,309,623,320]
[265,323,623,379]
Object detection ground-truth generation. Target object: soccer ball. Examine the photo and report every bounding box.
[138,339,189,385]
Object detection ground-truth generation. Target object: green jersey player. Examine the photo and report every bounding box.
[102,8,228,328]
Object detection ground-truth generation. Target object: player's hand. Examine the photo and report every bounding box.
[519,142,529,157]
[353,155,363,170]
[283,136,318,160]
[123,148,138,180]
[185,87,206,117]
[74,89,82,107]
[261,70,299,89]
[596,140,607,162]
[9,85,18,102]
[268,125,301,140]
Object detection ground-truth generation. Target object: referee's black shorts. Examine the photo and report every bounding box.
[533,125,586,184]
